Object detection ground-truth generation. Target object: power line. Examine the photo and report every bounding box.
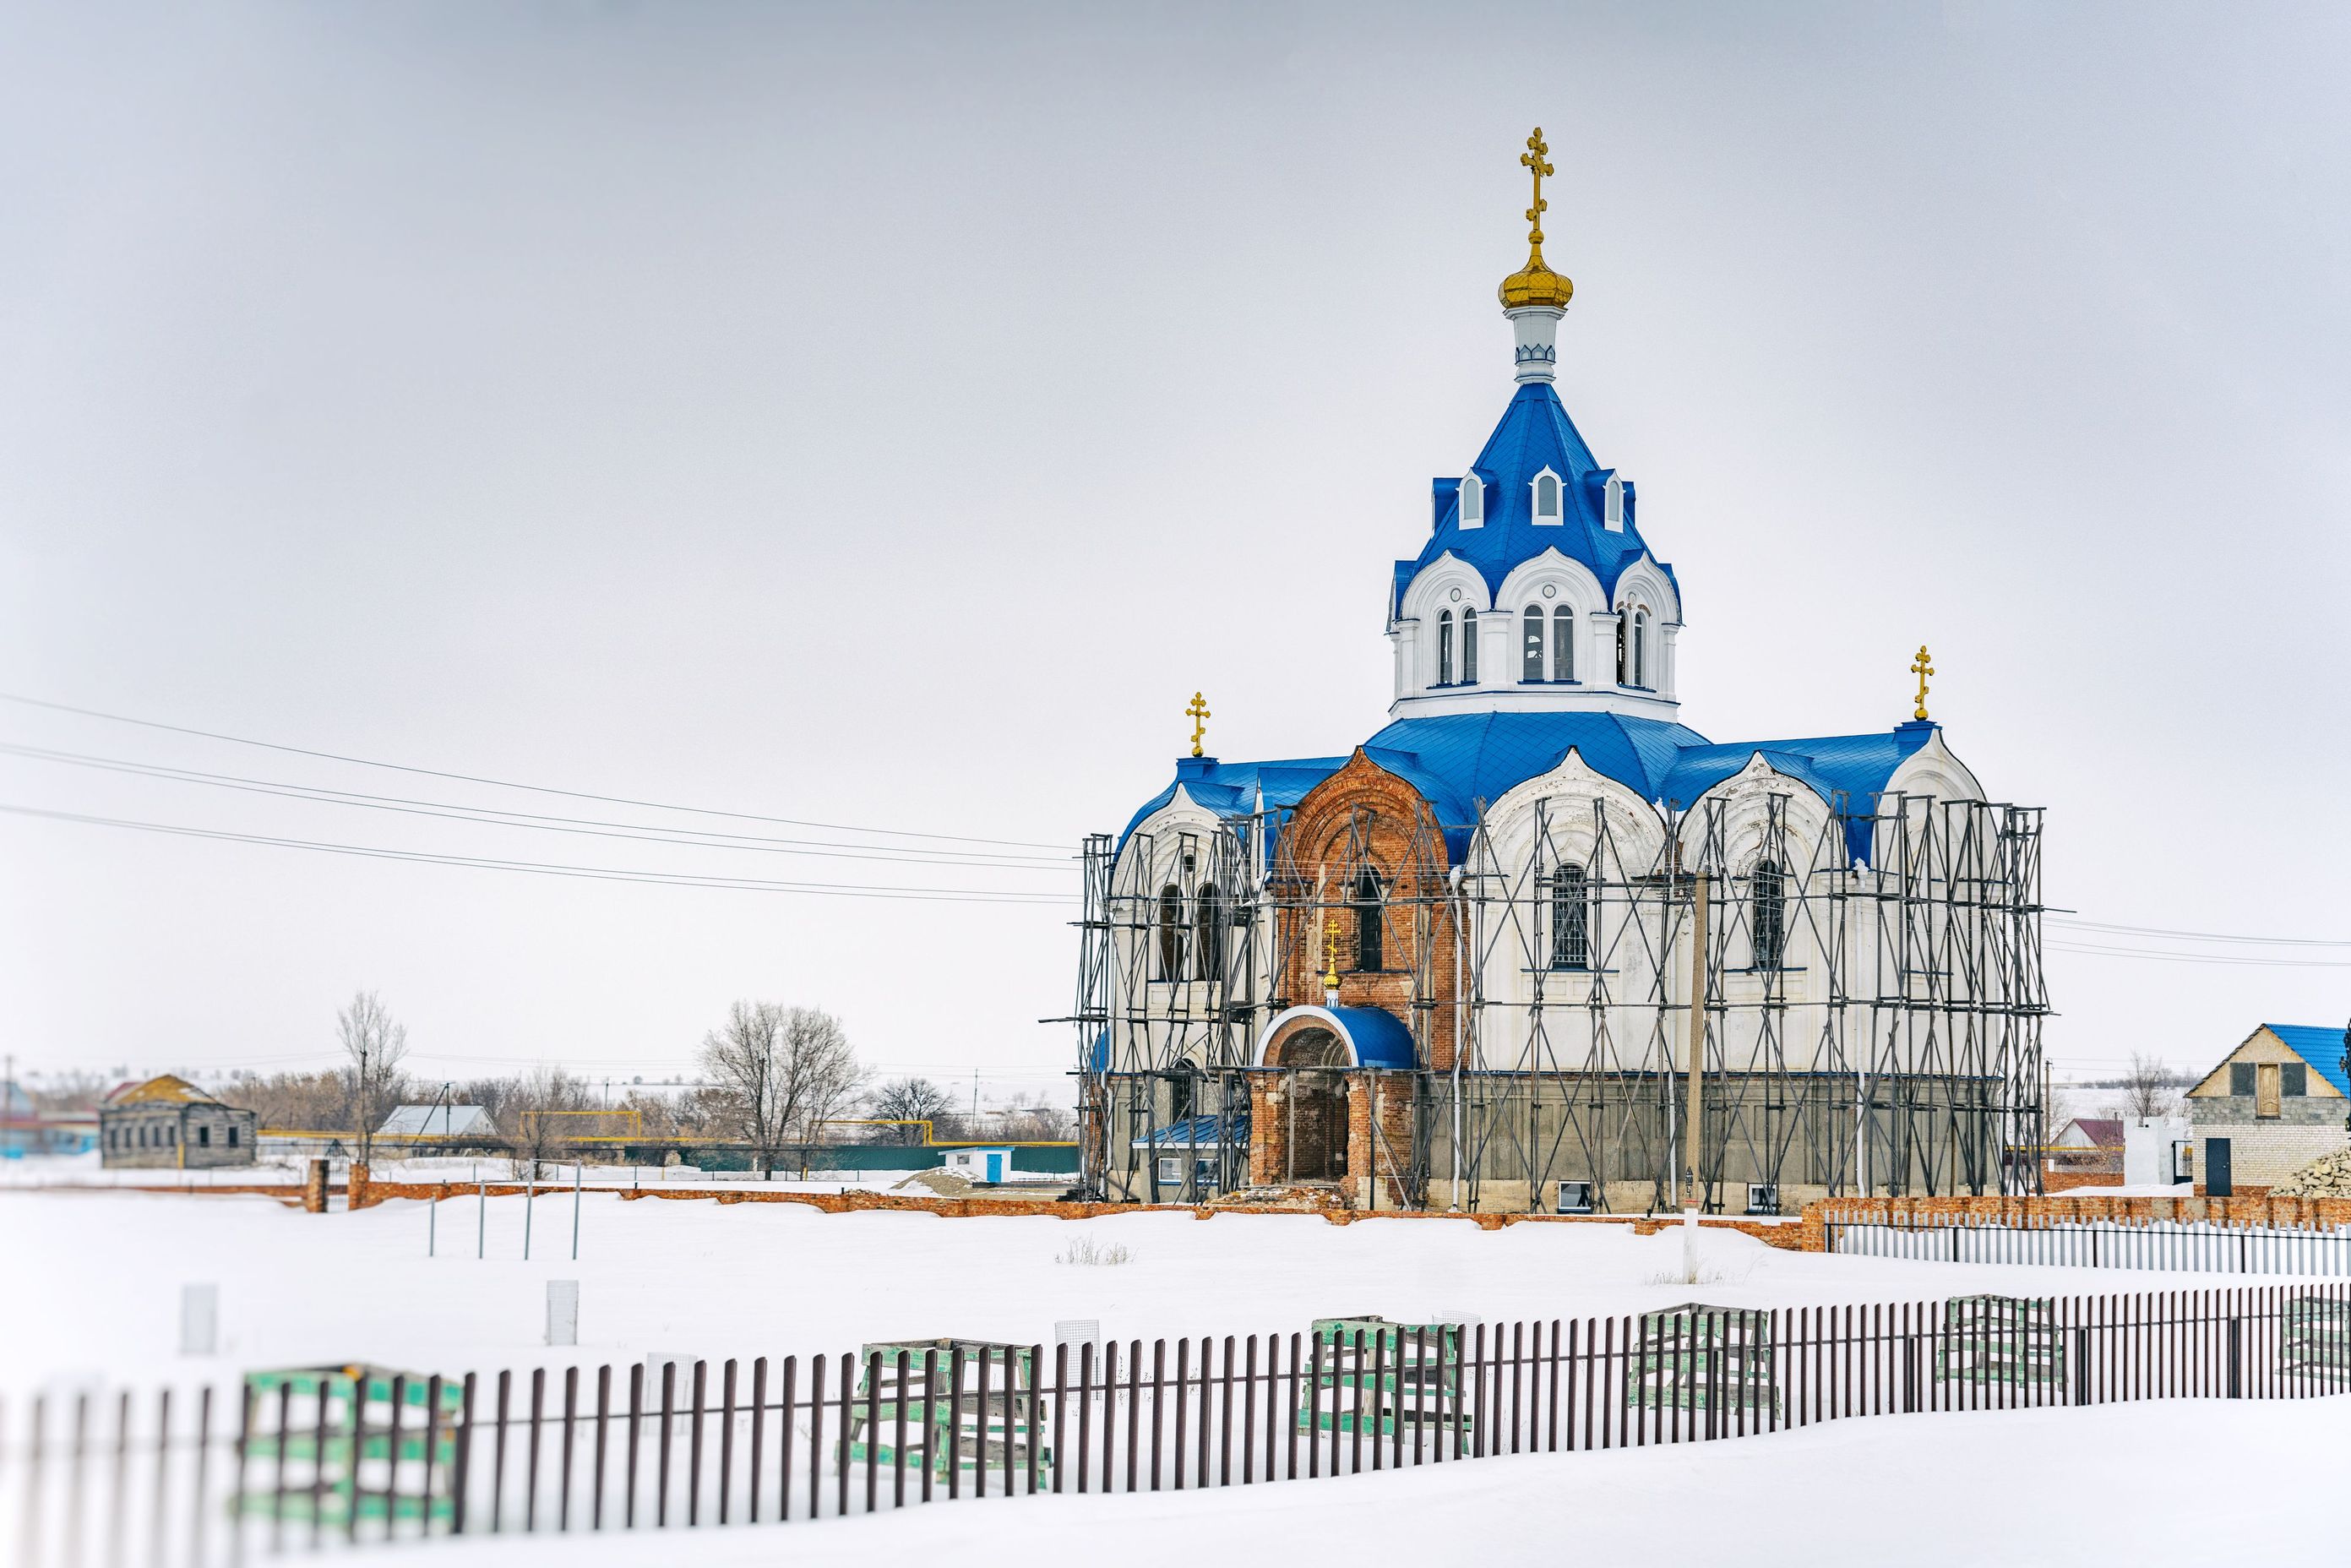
[2048,941,2351,969]
[0,802,1078,905]
[2049,917,2350,948]
[0,692,1070,851]
[0,742,1074,871]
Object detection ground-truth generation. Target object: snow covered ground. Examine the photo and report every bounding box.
[356,1396,2348,1568]
[7,1187,2336,1389]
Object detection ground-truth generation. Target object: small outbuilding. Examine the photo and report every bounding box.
[377,1105,498,1141]
[99,1075,259,1170]
[2185,1025,2349,1195]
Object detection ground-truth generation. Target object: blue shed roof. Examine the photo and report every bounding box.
[1118,754,1349,850]
[1395,380,1676,615]
[1132,1113,1249,1149]
[2263,1026,2351,1097]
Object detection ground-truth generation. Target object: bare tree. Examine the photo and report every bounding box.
[865,1076,963,1142]
[337,992,410,1168]
[698,1002,863,1177]
[999,1090,1078,1143]
[2120,1052,2180,1120]
[504,1064,594,1181]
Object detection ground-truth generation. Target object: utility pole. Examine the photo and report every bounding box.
[1682,872,1709,1283]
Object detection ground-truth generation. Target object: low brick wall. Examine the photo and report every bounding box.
[1797,1193,2351,1251]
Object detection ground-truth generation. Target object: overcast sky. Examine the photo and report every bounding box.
[3,1,2348,1094]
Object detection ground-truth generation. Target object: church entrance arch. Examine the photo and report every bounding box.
[1265,1022,1352,1183]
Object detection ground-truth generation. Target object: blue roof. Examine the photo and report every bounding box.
[1325,1006,1418,1069]
[1118,754,1347,850]
[2263,1026,2351,1097]
[1133,1113,1249,1149]
[1122,716,1943,866]
[1395,380,1675,616]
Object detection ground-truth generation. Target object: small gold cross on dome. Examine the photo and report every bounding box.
[1910,645,1935,721]
[1521,128,1554,245]
[1185,692,1211,758]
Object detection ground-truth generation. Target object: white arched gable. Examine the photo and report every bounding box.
[1673,754,1835,874]
[1883,732,1985,806]
[1478,749,1668,880]
[1116,788,1227,891]
[1609,555,1680,624]
[1495,549,1605,621]
[1398,554,1493,623]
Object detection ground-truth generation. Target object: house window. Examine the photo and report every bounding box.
[1521,607,1544,682]
[1157,1157,1182,1186]
[1549,864,1590,970]
[1632,610,1650,688]
[1461,609,1478,683]
[2229,1062,2256,1097]
[1156,885,1187,980]
[2282,1062,2308,1097]
[1534,471,1560,521]
[1195,885,1224,981]
[227,1126,240,1147]
[199,1125,211,1146]
[1460,475,1483,527]
[1353,869,1385,972]
[1437,611,1454,685]
[1552,605,1574,682]
[1752,860,1786,970]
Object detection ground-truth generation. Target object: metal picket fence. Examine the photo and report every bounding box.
[1826,1213,2351,1275]
[8,1282,2350,1565]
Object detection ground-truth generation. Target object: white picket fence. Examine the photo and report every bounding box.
[1826,1217,2351,1276]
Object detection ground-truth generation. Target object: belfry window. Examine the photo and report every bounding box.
[1603,474,1625,531]
[1752,860,1786,971]
[1534,472,1560,522]
[1550,863,1590,970]
[1552,604,1575,681]
[1437,611,1454,685]
[1353,870,1385,972]
[1615,611,1630,684]
[1460,475,1484,528]
[1521,607,1544,682]
[1461,609,1478,683]
[1632,610,1650,687]
[1156,885,1187,980]
[1195,884,1225,981]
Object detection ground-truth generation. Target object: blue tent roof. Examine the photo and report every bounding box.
[2263,1026,2351,1097]
[1395,380,1675,616]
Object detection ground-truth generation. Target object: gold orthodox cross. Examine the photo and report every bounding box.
[1322,918,1341,995]
[1185,691,1211,758]
[1521,128,1554,246]
[1911,645,1934,721]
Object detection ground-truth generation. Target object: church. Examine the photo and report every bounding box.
[1073,133,2048,1215]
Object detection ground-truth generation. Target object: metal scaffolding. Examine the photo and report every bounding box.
[1071,783,2046,1213]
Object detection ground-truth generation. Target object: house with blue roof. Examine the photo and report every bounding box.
[2183,1025,2350,1194]
[1080,132,2045,1217]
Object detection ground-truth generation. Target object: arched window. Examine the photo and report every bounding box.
[1437,610,1454,685]
[1195,884,1224,981]
[1460,475,1484,527]
[1632,609,1650,687]
[1552,604,1575,682]
[1549,863,1590,970]
[1615,610,1630,685]
[1603,473,1625,531]
[1752,860,1786,971]
[1461,609,1479,683]
[1353,869,1385,972]
[1156,884,1187,980]
[1534,472,1560,520]
[1521,607,1544,682]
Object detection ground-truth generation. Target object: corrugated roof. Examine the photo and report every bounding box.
[1131,1113,1249,1149]
[107,1075,220,1106]
[378,1105,498,1137]
[1394,380,1675,615]
[2262,1025,2351,1097]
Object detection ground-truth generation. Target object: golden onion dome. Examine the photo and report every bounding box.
[1498,243,1574,310]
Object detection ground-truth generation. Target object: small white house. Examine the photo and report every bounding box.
[940,1147,1013,1184]
[378,1105,498,1139]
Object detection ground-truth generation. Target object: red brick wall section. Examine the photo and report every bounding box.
[1797,1194,2351,1251]
[1346,1070,1417,1208]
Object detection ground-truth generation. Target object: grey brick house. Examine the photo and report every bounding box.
[2185,1025,2348,1195]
